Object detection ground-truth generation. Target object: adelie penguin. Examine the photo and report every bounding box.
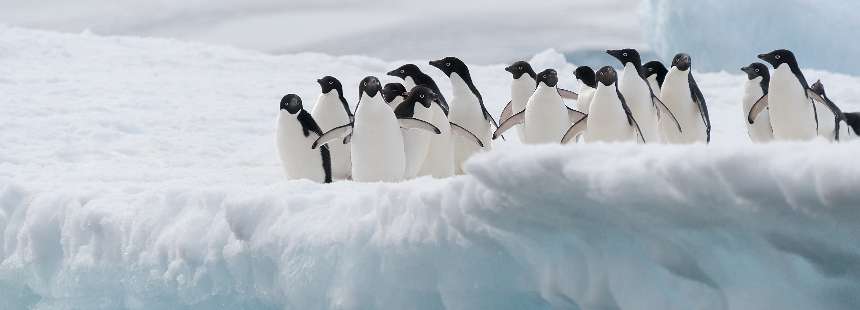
[572,66,597,114]
[740,63,774,143]
[381,83,408,108]
[312,76,441,182]
[749,49,820,141]
[493,69,587,144]
[311,76,353,180]
[429,57,496,174]
[498,61,537,141]
[393,84,436,179]
[387,64,449,114]
[395,86,484,178]
[276,94,332,183]
[642,61,668,94]
[809,80,851,141]
[561,66,645,144]
[607,49,682,143]
[659,53,711,143]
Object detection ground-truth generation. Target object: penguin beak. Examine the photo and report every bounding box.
[504,66,514,74]
[386,69,398,77]
[740,66,751,74]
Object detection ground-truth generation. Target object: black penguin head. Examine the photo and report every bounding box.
[536,69,559,87]
[595,66,618,87]
[758,49,797,69]
[387,64,422,79]
[280,94,303,114]
[606,49,642,68]
[643,61,668,79]
[405,86,438,108]
[381,83,407,103]
[317,76,343,95]
[574,66,597,88]
[810,80,827,97]
[358,76,382,99]
[740,63,770,81]
[429,57,468,77]
[504,61,536,79]
[671,53,692,71]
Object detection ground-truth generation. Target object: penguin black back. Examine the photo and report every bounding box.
[642,61,668,88]
[574,66,597,89]
[741,62,770,94]
[844,112,860,135]
[381,83,407,103]
[505,61,537,80]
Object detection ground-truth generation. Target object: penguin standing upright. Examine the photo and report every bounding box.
[749,49,819,141]
[642,61,668,94]
[809,80,851,141]
[607,49,681,143]
[311,76,353,180]
[393,85,437,179]
[571,66,598,114]
[740,63,774,143]
[561,66,645,144]
[381,83,408,108]
[430,57,496,174]
[276,94,332,183]
[498,61,537,141]
[312,77,440,182]
[659,53,711,143]
[493,69,585,144]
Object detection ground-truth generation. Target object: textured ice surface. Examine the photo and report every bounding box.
[642,0,860,74]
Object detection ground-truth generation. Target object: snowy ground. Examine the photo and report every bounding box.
[2,26,860,309]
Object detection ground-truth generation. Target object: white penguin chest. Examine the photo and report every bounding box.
[311,92,351,130]
[587,85,630,141]
[511,76,536,113]
[524,85,568,143]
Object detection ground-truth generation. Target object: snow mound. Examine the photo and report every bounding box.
[641,0,860,74]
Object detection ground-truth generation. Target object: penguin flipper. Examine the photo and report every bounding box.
[558,88,579,100]
[450,122,485,147]
[493,110,525,140]
[342,133,352,145]
[567,107,587,123]
[653,95,683,133]
[629,115,647,144]
[398,118,441,134]
[689,73,711,142]
[561,116,588,144]
[500,100,513,123]
[312,124,353,149]
[747,94,769,124]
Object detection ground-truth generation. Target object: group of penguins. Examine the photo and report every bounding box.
[276,49,860,183]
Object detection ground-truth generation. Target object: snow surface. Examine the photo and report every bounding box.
[2,26,860,309]
[641,0,860,74]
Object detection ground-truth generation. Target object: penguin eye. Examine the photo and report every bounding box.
[775,55,781,60]
[623,52,628,57]
[446,63,451,67]
[400,70,404,73]
[420,94,425,99]
[363,82,367,86]
[328,81,333,85]
[518,66,522,70]
[755,69,760,73]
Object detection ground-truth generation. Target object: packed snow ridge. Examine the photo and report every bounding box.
[1,26,859,309]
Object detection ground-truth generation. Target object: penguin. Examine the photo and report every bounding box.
[607,49,682,143]
[387,64,449,114]
[561,66,645,144]
[642,61,668,94]
[749,49,819,141]
[498,61,537,141]
[573,66,597,114]
[493,69,586,144]
[429,57,496,174]
[740,63,774,143]
[381,83,408,108]
[809,80,850,141]
[310,76,353,180]
[395,86,484,178]
[312,77,441,182]
[276,94,332,183]
[392,84,436,179]
[659,53,711,143]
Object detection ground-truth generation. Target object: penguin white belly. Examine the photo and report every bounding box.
[646,76,661,95]
[418,104,455,178]
[510,76,536,140]
[311,92,352,179]
[585,86,634,143]
[276,112,327,182]
[448,73,490,174]
[659,69,706,144]
[387,96,405,109]
[619,64,660,143]
[403,77,416,89]
[768,64,817,140]
[741,79,774,143]
[574,86,595,114]
[814,100,837,141]
[524,85,569,144]
[351,98,405,182]
[402,104,434,178]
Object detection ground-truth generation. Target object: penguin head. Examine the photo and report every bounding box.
[595,66,618,86]
[280,94,303,114]
[642,61,668,80]
[574,66,597,88]
[758,49,797,69]
[536,69,559,87]
[668,53,690,71]
[740,63,770,81]
[810,80,827,98]
[387,64,422,79]
[429,57,468,77]
[606,49,642,67]
[504,61,536,79]
[317,76,343,95]
[381,83,407,103]
[358,76,382,99]
[405,86,438,108]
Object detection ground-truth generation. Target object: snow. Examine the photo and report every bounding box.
[641,0,860,74]
[2,26,860,309]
